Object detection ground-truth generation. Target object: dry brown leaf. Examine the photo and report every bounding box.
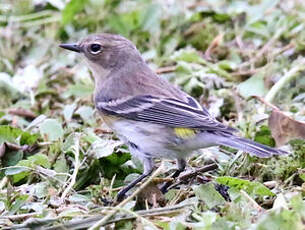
[268,109,305,146]
[205,33,224,60]
[8,108,36,119]
[0,143,6,158]
[136,183,165,208]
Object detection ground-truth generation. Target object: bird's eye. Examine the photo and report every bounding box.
[89,43,102,54]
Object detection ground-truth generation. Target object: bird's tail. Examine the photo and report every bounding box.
[216,135,288,158]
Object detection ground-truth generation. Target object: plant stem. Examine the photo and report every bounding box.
[61,134,81,200]
[88,162,164,230]
[265,58,305,103]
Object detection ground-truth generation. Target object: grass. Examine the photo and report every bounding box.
[0,0,305,229]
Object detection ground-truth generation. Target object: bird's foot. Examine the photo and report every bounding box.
[116,188,128,202]
[160,181,173,194]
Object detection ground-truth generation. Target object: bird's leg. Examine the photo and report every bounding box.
[160,158,186,194]
[117,157,154,202]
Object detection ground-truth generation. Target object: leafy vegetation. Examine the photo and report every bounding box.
[0,0,305,229]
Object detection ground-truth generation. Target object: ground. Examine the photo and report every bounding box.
[0,0,305,229]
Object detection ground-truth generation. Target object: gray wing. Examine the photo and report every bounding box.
[97,95,235,133]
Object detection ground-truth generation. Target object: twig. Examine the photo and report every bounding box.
[21,15,61,28]
[1,10,54,22]
[4,203,192,229]
[61,134,81,200]
[272,43,295,57]
[0,10,61,28]
[2,142,32,152]
[88,162,164,230]
[231,68,260,77]
[1,212,40,221]
[167,163,218,190]
[155,51,232,81]
[252,95,279,110]
[240,190,263,212]
[169,189,187,206]
[199,59,233,81]
[105,206,158,230]
[61,204,192,229]
[240,28,286,68]
[0,165,71,189]
[40,203,193,230]
[35,166,72,184]
[109,174,116,197]
[265,58,305,103]
[2,218,58,230]
[8,108,36,119]
[0,176,8,190]
[155,66,176,74]
[178,163,218,181]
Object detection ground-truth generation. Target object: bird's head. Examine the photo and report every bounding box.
[60,33,143,79]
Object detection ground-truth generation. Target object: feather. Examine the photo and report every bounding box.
[174,128,196,139]
[97,95,235,133]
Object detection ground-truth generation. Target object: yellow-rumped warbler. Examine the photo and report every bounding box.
[60,33,288,201]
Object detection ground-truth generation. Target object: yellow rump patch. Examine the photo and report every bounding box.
[174,128,196,139]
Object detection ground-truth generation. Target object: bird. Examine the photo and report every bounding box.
[59,33,288,201]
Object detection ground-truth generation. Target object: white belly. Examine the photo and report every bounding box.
[109,119,183,159]
[101,114,217,160]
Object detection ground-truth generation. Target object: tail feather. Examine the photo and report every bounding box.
[217,136,288,158]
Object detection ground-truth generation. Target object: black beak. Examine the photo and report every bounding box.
[59,43,81,53]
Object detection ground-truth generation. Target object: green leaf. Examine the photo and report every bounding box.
[6,154,50,183]
[32,182,49,199]
[193,183,226,209]
[62,0,89,25]
[99,152,132,180]
[26,115,47,130]
[257,194,305,229]
[237,72,267,98]
[2,150,23,167]
[64,82,94,98]
[54,154,69,182]
[140,3,161,34]
[68,194,91,203]
[75,106,95,125]
[82,128,101,144]
[106,15,129,36]
[0,125,38,145]
[27,153,51,168]
[169,222,187,230]
[0,72,21,107]
[8,195,29,215]
[89,138,122,159]
[216,176,274,197]
[9,160,32,183]
[5,166,29,176]
[54,155,68,173]
[218,60,237,71]
[58,207,84,217]
[107,11,140,36]
[105,150,131,166]
[63,103,77,122]
[254,125,275,147]
[39,119,64,141]
[299,173,305,182]
[62,133,78,153]
[213,13,231,22]
[256,209,299,230]
[172,49,203,63]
